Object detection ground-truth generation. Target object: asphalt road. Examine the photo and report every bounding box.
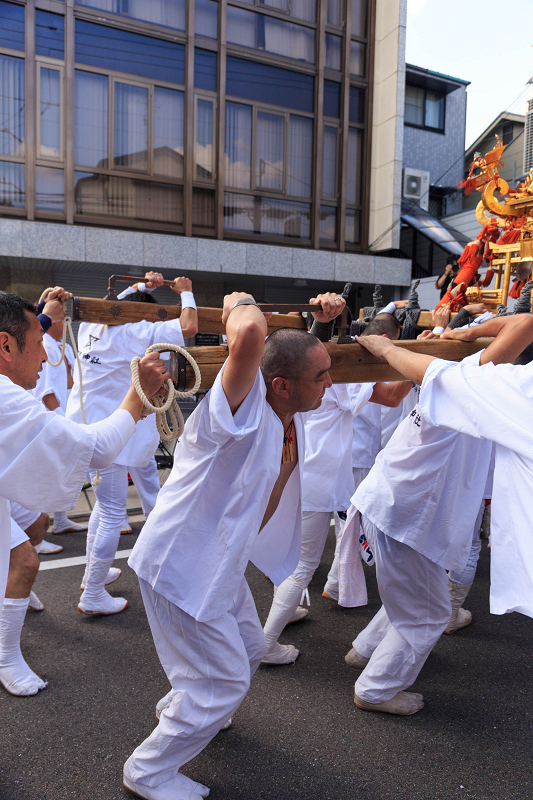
[1,525,532,800]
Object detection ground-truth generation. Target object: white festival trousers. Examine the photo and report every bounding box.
[354,516,451,703]
[127,577,266,788]
[324,467,371,599]
[449,501,484,585]
[263,510,332,648]
[87,461,160,563]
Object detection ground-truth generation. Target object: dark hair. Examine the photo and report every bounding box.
[0,292,37,350]
[261,328,322,386]
[361,313,401,339]
[446,255,457,267]
[121,291,156,304]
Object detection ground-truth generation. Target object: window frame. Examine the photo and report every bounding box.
[193,90,217,186]
[404,83,446,134]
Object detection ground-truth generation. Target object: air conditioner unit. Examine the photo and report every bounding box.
[403,167,430,211]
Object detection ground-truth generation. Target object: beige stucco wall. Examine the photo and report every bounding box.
[368,0,406,251]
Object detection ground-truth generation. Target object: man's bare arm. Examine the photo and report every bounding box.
[370,380,413,407]
[43,393,60,412]
[221,293,268,415]
[442,315,533,366]
[354,335,437,385]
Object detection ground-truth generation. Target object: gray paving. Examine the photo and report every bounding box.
[0,526,531,800]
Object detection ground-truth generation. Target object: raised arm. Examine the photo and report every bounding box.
[221,292,268,415]
[354,335,437,386]
[370,380,413,407]
[442,314,533,366]
[170,277,198,339]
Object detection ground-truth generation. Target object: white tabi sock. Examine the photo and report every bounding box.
[0,597,48,696]
[263,577,304,652]
[53,511,69,528]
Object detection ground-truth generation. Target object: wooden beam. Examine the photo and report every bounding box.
[357,309,458,328]
[73,297,308,333]
[181,339,491,391]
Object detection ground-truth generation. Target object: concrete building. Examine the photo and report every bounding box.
[0,0,411,316]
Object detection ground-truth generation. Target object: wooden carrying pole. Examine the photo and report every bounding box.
[72,296,308,333]
[179,339,491,392]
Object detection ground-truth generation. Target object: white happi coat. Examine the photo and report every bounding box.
[33,334,75,411]
[67,319,185,468]
[353,352,492,574]
[419,355,533,617]
[129,366,304,622]
[352,398,382,471]
[302,383,375,513]
[0,375,133,603]
[380,383,420,449]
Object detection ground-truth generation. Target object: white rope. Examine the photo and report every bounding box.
[131,343,201,441]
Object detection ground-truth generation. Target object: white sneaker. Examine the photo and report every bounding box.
[123,761,209,800]
[80,567,122,591]
[38,540,63,555]
[261,643,299,665]
[287,606,308,624]
[354,690,424,716]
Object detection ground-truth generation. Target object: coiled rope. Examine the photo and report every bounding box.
[131,343,201,441]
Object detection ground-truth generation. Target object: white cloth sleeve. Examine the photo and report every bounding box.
[117,285,136,300]
[382,302,397,315]
[88,409,137,468]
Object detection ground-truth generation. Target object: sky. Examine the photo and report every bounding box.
[405,0,533,150]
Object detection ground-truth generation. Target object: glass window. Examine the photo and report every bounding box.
[36,166,64,212]
[346,127,362,205]
[325,33,341,71]
[195,0,218,38]
[323,80,340,119]
[350,41,365,76]
[193,186,215,228]
[425,90,444,130]
[326,0,341,27]
[75,70,108,168]
[36,11,65,60]
[196,98,214,180]
[194,49,217,92]
[0,160,24,207]
[349,86,364,123]
[322,125,337,198]
[0,1,25,52]
[75,0,185,32]
[227,6,314,64]
[256,111,284,191]
[74,171,184,223]
[345,208,361,244]
[320,206,336,241]
[224,192,310,239]
[114,82,149,171]
[0,55,24,157]
[257,0,315,22]
[288,115,312,198]
[154,87,184,178]
[75,21,185,85]
[225,102,252,189]
[226,56,314,114]
[351,0,367,38]
[39,68,61,160]
[404,85,424,126]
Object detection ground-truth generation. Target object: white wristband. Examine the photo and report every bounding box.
[116,285,136,300]
[138,282,156,294]
[180,291,197,310]
[432,326,445,335]
[382,302,397,315]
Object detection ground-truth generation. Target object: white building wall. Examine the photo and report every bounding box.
[442,207,480,241]
[368,0,406,251]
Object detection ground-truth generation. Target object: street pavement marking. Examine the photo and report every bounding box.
[39,549,133,571]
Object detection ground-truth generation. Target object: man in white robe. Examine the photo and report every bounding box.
[0,290,170,639]
[123,290,345,800]
[346,313,533,715]
[67,273,198,616]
